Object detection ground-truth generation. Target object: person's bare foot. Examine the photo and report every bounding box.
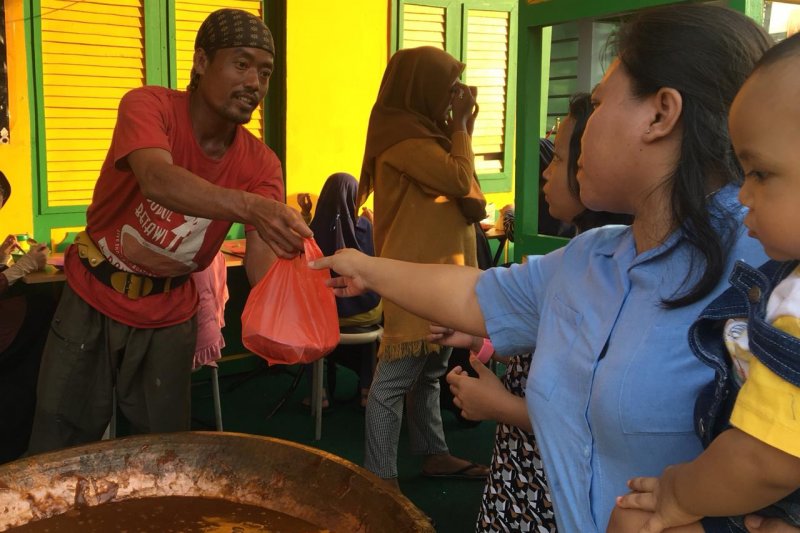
[421,453,489,479]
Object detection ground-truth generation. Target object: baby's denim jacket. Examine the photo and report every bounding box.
[689,259,800,530]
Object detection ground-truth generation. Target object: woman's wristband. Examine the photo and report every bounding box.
[470,337,494,364]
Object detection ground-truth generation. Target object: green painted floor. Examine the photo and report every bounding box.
[190,360,496,533]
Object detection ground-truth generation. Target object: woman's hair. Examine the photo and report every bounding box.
[563,93,633,233]
[609,4,771,307]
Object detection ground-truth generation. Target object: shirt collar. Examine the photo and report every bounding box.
[594,183,742,262]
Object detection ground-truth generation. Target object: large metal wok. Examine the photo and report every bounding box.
[0,432,434,532]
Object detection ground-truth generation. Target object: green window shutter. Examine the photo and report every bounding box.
[401,3,447,49]
[465,8,509,176]
[39,0,145,208]
[173,0,264,141]
[547,22,578,132]
[398,0,517,193]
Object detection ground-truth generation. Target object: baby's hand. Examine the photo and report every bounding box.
[616,468,701,533]
[445,356,505,421]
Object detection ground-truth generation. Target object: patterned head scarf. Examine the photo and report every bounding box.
[195,8,274,56]
[189,9,275,89]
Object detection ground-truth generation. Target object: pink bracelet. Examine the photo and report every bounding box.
[470,337,494,364]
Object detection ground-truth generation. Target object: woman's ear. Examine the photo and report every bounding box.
[643,87,682,141]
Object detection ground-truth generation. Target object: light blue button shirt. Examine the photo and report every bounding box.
[475,185,766,532]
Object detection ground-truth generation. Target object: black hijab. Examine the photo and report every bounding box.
[310,173,380,318]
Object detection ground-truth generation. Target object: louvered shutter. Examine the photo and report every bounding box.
[40,0,145,207]
[547,22,578,133]
[464,10,510,174]
[401,4,446,50]
[175,0,264,141]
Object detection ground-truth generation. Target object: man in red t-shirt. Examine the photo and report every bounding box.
[28,9,311,454]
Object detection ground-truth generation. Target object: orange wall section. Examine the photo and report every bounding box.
[284,0,388,214]
[0,0,33,238]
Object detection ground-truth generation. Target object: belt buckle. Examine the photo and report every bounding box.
[110,272,154,300]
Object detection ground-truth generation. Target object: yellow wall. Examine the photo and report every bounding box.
[0,0,33,238]
[284,0,389,214]
[283,0,513,219]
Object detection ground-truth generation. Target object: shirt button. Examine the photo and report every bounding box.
[584,446,591,458]
[747,286,761,303]
[698,419,705,437]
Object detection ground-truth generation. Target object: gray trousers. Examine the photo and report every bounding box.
[364,346,452,479]
[27,284,196,455]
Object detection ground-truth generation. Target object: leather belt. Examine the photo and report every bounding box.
[74,231,189,300]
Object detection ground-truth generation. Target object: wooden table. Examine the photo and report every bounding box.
[21,254,66,284]
[483,226,507,266]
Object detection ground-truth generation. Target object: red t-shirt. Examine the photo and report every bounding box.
[66,86,284,328]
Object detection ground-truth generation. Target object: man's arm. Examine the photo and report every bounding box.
[244,230,278,286]
[127,148,311,258]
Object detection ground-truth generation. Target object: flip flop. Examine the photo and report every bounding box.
[421,461,489,480]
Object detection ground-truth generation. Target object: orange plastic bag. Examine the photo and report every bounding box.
[241,237,339,365]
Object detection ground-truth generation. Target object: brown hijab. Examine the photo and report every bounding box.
[357,47,465,207]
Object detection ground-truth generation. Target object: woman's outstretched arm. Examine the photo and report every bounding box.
[310,248,487,337]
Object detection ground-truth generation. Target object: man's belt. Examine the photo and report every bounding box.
[74,231,189,300]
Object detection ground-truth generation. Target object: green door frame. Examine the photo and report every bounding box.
[513,0,762,260]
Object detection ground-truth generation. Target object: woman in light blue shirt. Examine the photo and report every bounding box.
[311,5,771,532]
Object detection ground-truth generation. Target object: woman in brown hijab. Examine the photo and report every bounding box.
[357,46,489,487]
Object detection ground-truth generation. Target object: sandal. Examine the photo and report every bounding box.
[421,461,489,480]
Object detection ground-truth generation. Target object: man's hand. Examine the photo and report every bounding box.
[250,197,312,258]
[427,325,482,351]
[445,356,506,421]
[308,248,370,297]
[616,467,702,533]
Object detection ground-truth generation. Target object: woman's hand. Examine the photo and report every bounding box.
[298,193,313,224]
[445,355,506,421]
[427,324,483,351]
[450,83,478,135]
[27,243,50,271]
[360,207,374,224]
[309,248,371,297]
[0,234,17,264]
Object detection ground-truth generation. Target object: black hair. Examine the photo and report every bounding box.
[563,93,633,233]
[610,4,772,307]
[187,49,218,92]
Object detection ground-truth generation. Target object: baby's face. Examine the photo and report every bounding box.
[730,61,800,261]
